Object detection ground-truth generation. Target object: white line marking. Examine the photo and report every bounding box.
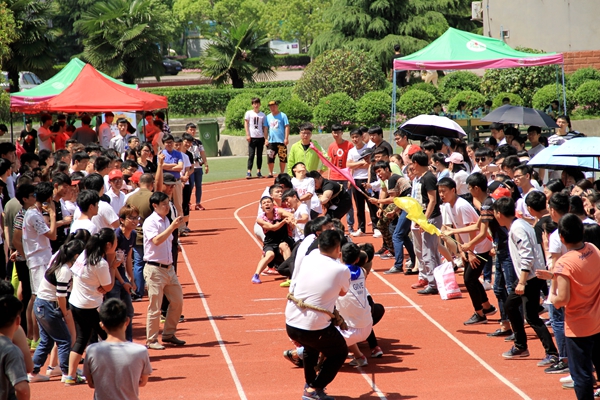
[246,328,286,333]
[180,245,248,400]
[234,201,388,400]
[371,271,533,400]
[215,312,284,318]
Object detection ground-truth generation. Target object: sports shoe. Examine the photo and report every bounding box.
[147,341,165,350]
[380,250,394,260]
[131,294,143,302]
[383,266,403,274]
[261,267,279,276]
[502,346,530,359]
[349,355,368,367]
[280,279,291,287]
[246,172,252,179]
[302,388,335,400]
[464,313,487,325]
[371,346,383,358]
[257,171,263,178]
[411,279,428,289]
[351,230,364,237]
[28,373,50,383]
[482,305,497,316]
[374,247,386,257]
[559,374,573,384]
[545,360,569,374]
[162,336,186,346]
[504,333,516,342]
[30,338,40,350]
[283,350,303,367]
[417,286,438,295]
[373,229,382,238]
[487,329,513,337]
[562,381,574,389]
[482,280,493,291]
[537,354,559,367]
[46,366,62,377]
[251,274,261,284]
[63,375,86,386]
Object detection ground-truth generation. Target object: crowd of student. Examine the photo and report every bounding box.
[245,98,599,400]
[0,111,207,399]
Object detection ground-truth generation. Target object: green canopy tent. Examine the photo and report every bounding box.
[10,58,137,111]
[391,28,566,132]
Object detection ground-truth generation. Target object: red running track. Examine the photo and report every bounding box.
[30,178,574,399]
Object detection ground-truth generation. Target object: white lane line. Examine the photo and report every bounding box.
[234,201,388,400]
[371,271,533,400]
[180,245,248,400]
[246,328,286,333]
[214,312,284,318]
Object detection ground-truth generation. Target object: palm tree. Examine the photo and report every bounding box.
[200,21,277,89]
[75,0,177,84]
[4,0,59,92]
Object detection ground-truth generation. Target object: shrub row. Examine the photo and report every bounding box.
[275,54,311,67]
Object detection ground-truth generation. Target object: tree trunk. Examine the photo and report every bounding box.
[229,69,244,88]
[7,68,19,93]
[122,72,135,85]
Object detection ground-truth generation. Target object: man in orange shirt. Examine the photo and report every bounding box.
[546,214,600,399]
[327,125,355,233]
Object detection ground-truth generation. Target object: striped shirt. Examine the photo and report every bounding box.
[36,263,72,302]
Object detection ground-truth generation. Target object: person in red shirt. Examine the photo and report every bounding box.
[327,124,355,233]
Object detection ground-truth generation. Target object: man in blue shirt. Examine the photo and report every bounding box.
[161,134,184,229]
[264,100,290,178]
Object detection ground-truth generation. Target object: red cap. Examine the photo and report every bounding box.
[491,187,511,200]
[407,144,421,157]
[130,171,143,184]
[108,169,123,180]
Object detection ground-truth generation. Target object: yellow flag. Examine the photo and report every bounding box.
[393,197,441,236]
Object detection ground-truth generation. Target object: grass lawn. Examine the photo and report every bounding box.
[203,155,270,183]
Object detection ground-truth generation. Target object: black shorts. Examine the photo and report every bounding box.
[263,236,294,255]
[266,142,287,164]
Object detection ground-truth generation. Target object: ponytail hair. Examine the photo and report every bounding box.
[46,240,85,277]
[66,228,91,245]
[85,228,116,266]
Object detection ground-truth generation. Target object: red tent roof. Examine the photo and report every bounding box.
[30,64,167,113]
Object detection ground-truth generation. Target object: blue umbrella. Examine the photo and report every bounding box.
[552,137,600,157]
[527,145,600,171]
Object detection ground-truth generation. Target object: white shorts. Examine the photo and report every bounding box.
[337,324,372,347]
[29,265,45,295]
[254,222,265,242]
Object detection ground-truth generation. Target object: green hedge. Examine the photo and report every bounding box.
[491,92,524,109]
[448,91,486,113]
[397,89,436,118]
[574,80,600,116]
[275,54,311,67]
[279,97,313,134]
[355,91,392,127]
[568,67,600,91]
[438,71,481,102]
[313,92,357,131]
[532,84,574,114]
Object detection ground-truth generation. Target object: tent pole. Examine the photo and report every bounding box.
[142,111,146,142]
[561,63,567,116]
[9,112,13,143]
[390,69,397,148]
[555,65,561,114]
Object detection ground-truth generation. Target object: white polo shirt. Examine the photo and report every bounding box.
[143,211,172,265]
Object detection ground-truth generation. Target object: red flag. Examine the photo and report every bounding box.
[309,142,360,191]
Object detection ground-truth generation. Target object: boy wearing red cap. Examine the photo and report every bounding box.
[107,169,126,216]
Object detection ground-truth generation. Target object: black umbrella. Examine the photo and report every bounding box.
[481,105,558,128]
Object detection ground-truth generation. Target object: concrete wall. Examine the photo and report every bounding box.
[483,0,600,53]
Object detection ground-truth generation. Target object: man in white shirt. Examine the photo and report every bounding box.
[143,191,184,350]
[109,118,128,155]
[244,97,268,178]
[513,165,540,225]
[70,190,100,235]
[98,112,115,149]
[281,189,310,242]
[72,173,119,231]
[490,122,506,146]
[285,230,350,400]
[347,129,376,237]
[106,169,126,216]
[527,126,545,158]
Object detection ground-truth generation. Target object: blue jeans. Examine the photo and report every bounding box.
[493,248,517,322]
[549,304,567,360]
[132,245,145,297]
[32,298,71,374]
[566,333,600,400]
[390,210,414,269]
[190,167,203,204]
[105,280,135,341]
[482,257,493,282]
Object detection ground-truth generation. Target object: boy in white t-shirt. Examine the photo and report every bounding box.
[70,190,100,235]
[347,129,376,237]
[244,97,267,178]
[281,189,310,242]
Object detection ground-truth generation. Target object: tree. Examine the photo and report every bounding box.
[200,21,277,88]
[0,2,17,65]
[310,0,477,72]
[75,0,177,84]
[4,0,59,92]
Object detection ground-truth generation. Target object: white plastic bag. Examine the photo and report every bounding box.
[433,261,462,300]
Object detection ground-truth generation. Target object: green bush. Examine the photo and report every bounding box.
[225,92,261,130]
[355,91,392,127]
[491,92,524,109]
[181,57,202,69]
[480,47,556,106]
[279,96,313,134]
[438,71,481,101]
[264,87,294,106]
[275,54,311,67]
[568,67,600,91]
[448,91,486,113]
[313,93,357,131]
[294,49,386,105]
[246,80,296,89]
[408,82,440,100]
[0,91,9,123]
[574,80,600,115]
[397,90,436,118]
[531,84,574,114]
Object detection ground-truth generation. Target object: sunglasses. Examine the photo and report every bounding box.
[475,157,487,162]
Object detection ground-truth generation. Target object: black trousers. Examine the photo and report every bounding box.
[248,138,265,171]
[182,184,192,218]
[463,252,491,312]
[352,179,378,233]
[326,192,353,221]
[70,305,107,355]
[505,277,558,356]
[286,323,347,390]
[14,260,31,333]
[366,295,385,349]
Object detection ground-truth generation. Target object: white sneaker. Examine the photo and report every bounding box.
[28,373,50,383]
[482,280,493,291]
[351,230,364,237]
[373,229,382,238]
[349,356,368,367]
[559,375,573,384]
[46,366,62,377]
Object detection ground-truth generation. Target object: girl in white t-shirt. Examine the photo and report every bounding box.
[66,228,117,385]
[291,162,322,217]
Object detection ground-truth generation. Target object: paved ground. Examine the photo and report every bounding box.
[138,70,303,85]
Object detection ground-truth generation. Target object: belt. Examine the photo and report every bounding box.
[147,261,172,269]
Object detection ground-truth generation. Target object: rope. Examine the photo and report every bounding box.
[286,293,348,331]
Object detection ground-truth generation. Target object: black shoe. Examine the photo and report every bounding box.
[404,268,418,275]
[131,294,143,302]
[383,266,403,274]
[483,305,498,316]
[504,333,516,342]
[374,247,386,257]
[283,350,303,367]
[417,286,438,295]
[545,360,569,374]
[162,336,186,346]
[487,328,513,337]
[464,313,487,325]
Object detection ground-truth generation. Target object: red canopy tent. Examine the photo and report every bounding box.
[26,64,167,113]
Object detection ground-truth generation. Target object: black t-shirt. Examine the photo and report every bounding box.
[387,174,401,194]
[480,196,508,249]
[420,171,441,218]
[376,140,394,158]
[319,179,346,206]
[20,129,37,153]
[50,200,67,253]
[140,160,157,174]
[116,227,136,282]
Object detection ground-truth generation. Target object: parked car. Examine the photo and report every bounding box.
[162,58,183,75]
[1,71,43,92]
